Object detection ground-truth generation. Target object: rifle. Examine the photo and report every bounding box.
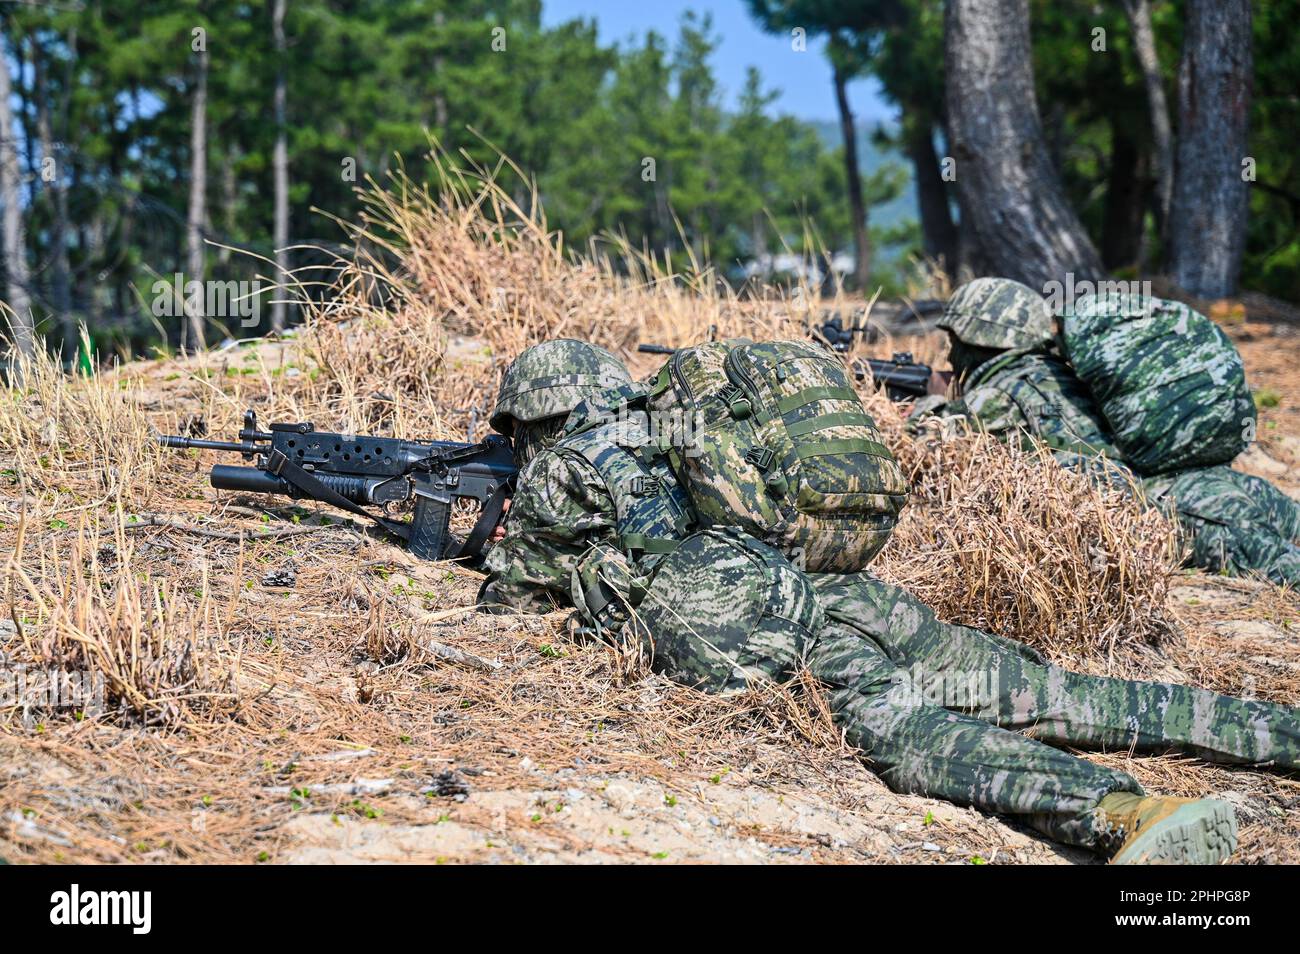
[636,344,933,402]
[159,410,515,562]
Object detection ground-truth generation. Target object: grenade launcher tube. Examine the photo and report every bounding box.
[210,464,390,505]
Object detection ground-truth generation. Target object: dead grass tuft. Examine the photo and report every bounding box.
[866,395,1181,662]
[0,332,161,511]
[3,514,242,727]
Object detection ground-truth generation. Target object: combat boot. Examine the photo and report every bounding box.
[1097,792,1237,865]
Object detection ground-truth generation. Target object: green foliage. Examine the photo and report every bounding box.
[2,1,884,358]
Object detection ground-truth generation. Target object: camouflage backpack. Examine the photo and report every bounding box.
[645,338,909,573]
[1060,294,1255,475]
[960,349,1128,461]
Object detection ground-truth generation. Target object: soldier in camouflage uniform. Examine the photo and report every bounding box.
[478,341,1300,863]
[917,278,1300,586]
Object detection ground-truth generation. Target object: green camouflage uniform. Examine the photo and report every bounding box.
[1142,466,1300,586]
[479,405,1300,852]
[925,280,1300,585]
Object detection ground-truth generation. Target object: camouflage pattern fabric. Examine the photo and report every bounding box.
[809,573,1300,844]
[1142,466,1300,586]
[937,278,1055,351]
[511,415,566,471]
[954,347,1129,461]
[612,528,823,693]
[647,338,909,572]
[1061,294,1255,475]
[478,408,690,612]
[480,340,1300,854]
[489,338,632,436]
[911,350,1294,582]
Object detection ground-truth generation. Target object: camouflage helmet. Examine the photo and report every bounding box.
[489,338,632,435]
[938,278,1053,351]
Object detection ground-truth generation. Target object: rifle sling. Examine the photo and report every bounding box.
[267,450,412,541]
[450,483,509,562]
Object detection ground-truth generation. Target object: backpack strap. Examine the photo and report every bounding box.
[559,419,695,562]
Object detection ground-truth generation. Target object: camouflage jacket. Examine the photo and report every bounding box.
[477,409,693,613]
[914,348,1126,457]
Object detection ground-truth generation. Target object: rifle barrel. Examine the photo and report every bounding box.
[158,435,264,453]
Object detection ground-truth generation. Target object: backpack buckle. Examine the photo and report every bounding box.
[719,385,752,420]
[744,446,775,471]
[629,476,661,496]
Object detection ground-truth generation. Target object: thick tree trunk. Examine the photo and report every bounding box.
[0,47,34,359]
[832,58,871,289]
[906,118,958,277]
[185,48,209,352]
[271,0,290,333]
[1123,0,1173,238]
[944,0,1104,289]
[1101,124,1150,270]
[1167,0,1253,299]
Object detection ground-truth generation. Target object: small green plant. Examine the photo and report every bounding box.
[1254,387,1282,409]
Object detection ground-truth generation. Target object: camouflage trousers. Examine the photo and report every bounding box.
[586,536,1300,852]
[1142,466,1300,587]
[808,573,1300,848]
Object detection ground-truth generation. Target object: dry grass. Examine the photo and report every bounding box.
[4,515,243,727]
[868,399,1180,665]
[0,333,162,510]
[0,157,1296,864]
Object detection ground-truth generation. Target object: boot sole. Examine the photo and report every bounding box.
[1110,800,1238,865]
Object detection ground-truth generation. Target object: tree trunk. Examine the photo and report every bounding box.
[34,39,74,354]
[432,9,449,130]
[944,0,1104,288]
[1123,0,1174,238]
[906,117,958,277]
[1100,124,1149,270]
[0,45,34,359]
[1167,0,1253,299]
[832,59,871,289]
[271,0,290,333]
[185,47,209,352]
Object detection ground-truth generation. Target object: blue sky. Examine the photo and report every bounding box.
[540,0,896,126]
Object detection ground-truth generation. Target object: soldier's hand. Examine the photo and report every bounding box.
[489,498,512,545]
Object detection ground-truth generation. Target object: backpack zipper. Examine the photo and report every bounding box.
[669,349,698,406]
